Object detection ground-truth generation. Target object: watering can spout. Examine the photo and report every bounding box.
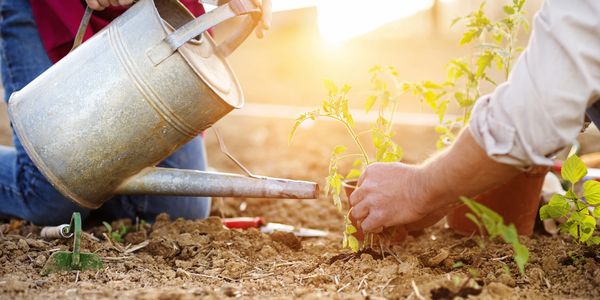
[115,167,319,199]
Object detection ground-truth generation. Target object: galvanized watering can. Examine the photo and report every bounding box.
[8,0,318,209]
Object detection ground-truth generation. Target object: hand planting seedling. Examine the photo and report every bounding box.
[540,154,600,245]
[290,66,405,252]
[462,197,529,274]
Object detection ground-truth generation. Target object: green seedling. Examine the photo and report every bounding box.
[461,197,529,275]
[540,155,600,245]
[404,0,529,148]
[103,221,128,243]
[290,67,405,252]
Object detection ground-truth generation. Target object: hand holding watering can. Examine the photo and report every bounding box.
[85,0,272,38]
[8,0,318,209]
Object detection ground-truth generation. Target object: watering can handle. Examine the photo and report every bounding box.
[147,0,261,65]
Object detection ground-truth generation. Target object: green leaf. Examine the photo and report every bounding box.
[460,29,478,45]
[513,243,529,275]
[562,155,587,184]
[501,224,519,244]
[565,189,578,200]
[346,169,362,179]
[594,207,600,219]
[324,79,338,96]
[567,212,596,242]
[365,95,377,113]
[435,125,448,134]
[347,235,359,253]
[346,225,357,234]
[503,5,515,15]
[584,180,600,205]
[475,52,494,78]
[102,221,113,233]
[539,194,570,220]
[580,215,597,242]
[333,145,346,156]
[587,236,600,245]
[450,16,462,27]
[340,84,351,94]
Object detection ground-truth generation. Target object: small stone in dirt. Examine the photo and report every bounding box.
[496,273,516,288]
[124,230,147,245]
[155,212,171,223]
[34,280,47,288]
[481,282,514,298]
[270,231,301,251]
[3,241,17,251]
[379,264,398,277]
[34,254,46,267]
[3,278,29,292]
[221,286,241,297]
[146,239,180,258]
[526,267,545,285]
[431,285,482,300]
[259,244,278,259]
[426,249,449,267]
[26,239,46,249]
[541,255,560,272]
[17,239,30,252]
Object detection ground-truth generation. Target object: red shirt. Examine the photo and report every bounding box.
[30,0,205,63]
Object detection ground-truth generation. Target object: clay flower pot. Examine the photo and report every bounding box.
[446,168,548,236]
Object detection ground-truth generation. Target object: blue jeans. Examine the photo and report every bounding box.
[0,0,210,225]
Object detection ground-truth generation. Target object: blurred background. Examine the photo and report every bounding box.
[0,0,546,164]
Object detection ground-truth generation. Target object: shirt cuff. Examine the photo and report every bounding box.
[469,95,556,168]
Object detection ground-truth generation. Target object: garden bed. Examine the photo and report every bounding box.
[1,116,600,299]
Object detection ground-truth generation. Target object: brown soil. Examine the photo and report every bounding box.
[2,116,600,299]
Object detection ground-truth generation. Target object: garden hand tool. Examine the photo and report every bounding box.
[41,212,103,275]
[8,0,318,210]
[222,217,328,237]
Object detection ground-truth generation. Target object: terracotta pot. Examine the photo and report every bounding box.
[342,180,406,243]
[446,168,548,236]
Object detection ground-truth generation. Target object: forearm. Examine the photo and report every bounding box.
[419,127,521,208]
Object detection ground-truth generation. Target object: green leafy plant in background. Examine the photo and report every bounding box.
[404,0,529,148]
[540,155,600,245]
[461,197,529,274]
[289,66,405,252]
[103,221,128,243]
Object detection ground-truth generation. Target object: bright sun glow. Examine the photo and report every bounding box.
[316,0,435,44]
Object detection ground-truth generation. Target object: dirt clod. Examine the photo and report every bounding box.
[270,231,302,250]
[496,273,516,288]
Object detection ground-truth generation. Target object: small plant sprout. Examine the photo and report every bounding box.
[461,197,529,274]
[404,0,529,148]
[540,155,600,245]
[290,67,405,252]
[102,221,128,243]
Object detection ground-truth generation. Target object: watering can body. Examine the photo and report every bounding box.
[8,0,318,209]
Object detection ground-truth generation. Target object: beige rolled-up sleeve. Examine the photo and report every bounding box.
[469,0,600,167]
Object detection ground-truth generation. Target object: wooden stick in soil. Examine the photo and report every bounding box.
[411,280,425,300]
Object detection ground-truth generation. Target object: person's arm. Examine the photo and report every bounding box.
[350,128,520,232]
[351,0,600,233]
[86,0,133,11]
[86,0,271,38]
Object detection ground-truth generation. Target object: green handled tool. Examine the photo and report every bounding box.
[41,212,103,275]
